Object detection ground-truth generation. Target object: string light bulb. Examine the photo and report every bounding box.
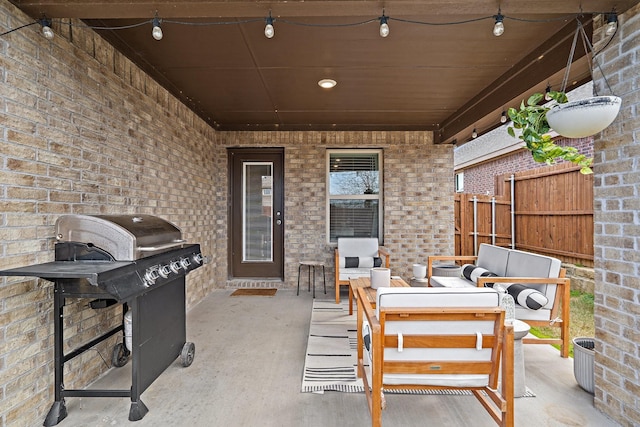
[472,128,478,138]
[501,110,507,123]
[40,18,54,40]
[605,12,618,36]
[544,83,552,101]
[493,12,505,37]
[152,17,163,41]
[264,14,275,39]
[379,14,390,38]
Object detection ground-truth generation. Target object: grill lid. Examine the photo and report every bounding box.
[55,214,184,260]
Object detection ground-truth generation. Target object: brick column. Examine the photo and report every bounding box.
[592,4,640,425]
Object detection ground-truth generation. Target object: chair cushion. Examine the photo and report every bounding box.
[339,256,382,268]
[337,237,379,258]
[376,286,501,320]
[339,268,375,282]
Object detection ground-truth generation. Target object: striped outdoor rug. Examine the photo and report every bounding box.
[301,299,535,397]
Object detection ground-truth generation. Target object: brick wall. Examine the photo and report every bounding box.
[592,4,640,426]
[216,131,455,286]
[0,2,453,426]
[0,3,219,425]
[461,136,594,195]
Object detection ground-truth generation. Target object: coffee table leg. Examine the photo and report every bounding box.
[349,285,353,315]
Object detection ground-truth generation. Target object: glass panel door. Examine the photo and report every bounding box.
[243,162,273,262]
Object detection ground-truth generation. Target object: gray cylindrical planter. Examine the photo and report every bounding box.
[573,337,595,394]
[431,264,461,277]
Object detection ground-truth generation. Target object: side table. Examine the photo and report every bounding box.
[513,319,531,397]
[297,261,326,298]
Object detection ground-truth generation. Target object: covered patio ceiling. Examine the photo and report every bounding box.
[9,0,636,145]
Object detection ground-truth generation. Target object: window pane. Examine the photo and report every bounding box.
[329,153,379,195]
[243,163,272,262]
[330,199,379,240]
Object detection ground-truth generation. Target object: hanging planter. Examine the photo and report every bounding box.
[507,18,622,175]
[546,95,622,138]
[507,91,594,174]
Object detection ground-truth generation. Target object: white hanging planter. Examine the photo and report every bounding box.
[546,96,621,138]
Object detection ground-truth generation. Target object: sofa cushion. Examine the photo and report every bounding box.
[505,249,562,309]
[340,256,382,269]
[476,243,510,276]
[429,276,474,288]
[461,264,499,284]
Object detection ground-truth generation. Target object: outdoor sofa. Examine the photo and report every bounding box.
[427,243,571,357]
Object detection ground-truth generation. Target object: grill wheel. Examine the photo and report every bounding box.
[181,342,195,367]
[111,343,129,368]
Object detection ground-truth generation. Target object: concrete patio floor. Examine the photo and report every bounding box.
[53,288,618,427]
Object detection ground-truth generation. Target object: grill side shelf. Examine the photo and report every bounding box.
[0,261,133,286]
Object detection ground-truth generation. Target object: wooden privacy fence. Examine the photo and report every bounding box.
[455,163,594,267]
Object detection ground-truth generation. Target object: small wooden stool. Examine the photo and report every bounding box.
[297,261,326,298]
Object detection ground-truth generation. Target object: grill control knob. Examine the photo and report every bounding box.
[193,253,204,264]
[170,261,182,274]
[158,264,172,278]
[180,257,191,269]
[144,268,159,285]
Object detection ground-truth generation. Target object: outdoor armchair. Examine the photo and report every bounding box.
[334,237,390,304]
[356,286,514,427]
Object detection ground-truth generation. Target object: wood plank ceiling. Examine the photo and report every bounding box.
[8,1,635,145]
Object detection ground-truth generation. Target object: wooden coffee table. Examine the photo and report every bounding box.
[348,276,410,315]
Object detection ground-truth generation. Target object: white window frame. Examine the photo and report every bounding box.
[326,149,383,244]
[455,172,464,193]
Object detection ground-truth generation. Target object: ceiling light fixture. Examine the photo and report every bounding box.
[493,11,504,37]
[605,11,618,36]
[318,79,337,89]
[264,13,275,39]
[472,128,478,138]
[501,110,507,123]
[40,17,54,40]
[379,13,390,38]
[152,16,163,41]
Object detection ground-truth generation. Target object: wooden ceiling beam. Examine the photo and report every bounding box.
[9,0,636,19]
[436,18,594,145]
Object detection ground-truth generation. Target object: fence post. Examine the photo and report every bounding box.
[510,174,515,249]
[472,196,478,256]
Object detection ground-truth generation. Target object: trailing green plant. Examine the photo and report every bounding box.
[507,91,593,174]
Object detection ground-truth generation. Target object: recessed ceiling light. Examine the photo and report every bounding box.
[318,79,337,89]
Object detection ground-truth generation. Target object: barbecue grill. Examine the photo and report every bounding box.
[0,214,206,426]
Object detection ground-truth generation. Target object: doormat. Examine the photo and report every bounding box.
[230,288,277,297]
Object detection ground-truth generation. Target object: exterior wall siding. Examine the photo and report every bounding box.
[592,4,640,426]
[0,2,453,426]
